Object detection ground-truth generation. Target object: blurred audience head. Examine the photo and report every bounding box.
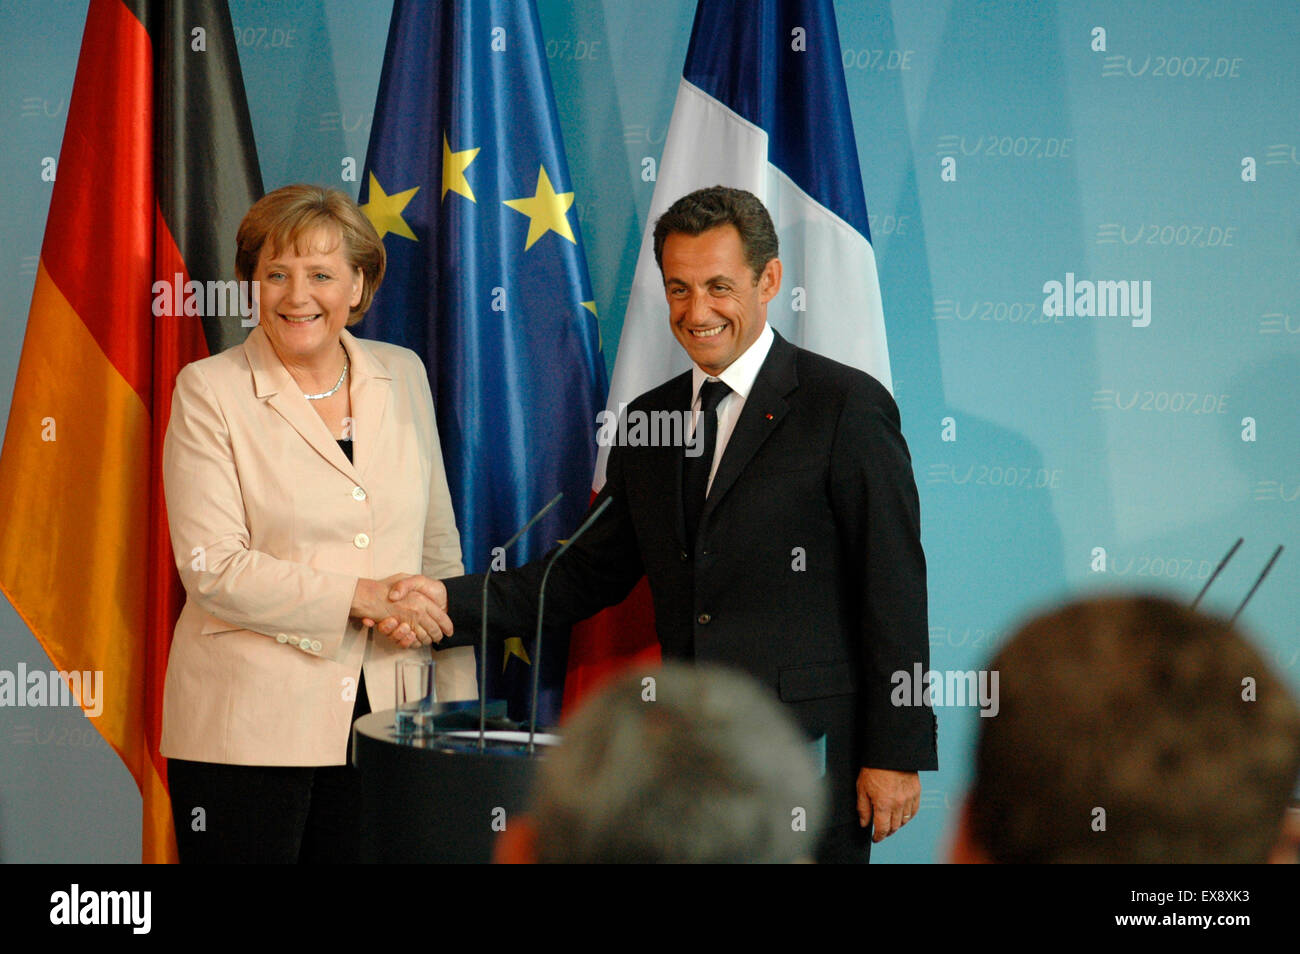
[500,663,826,863]
[953,593,1300,863]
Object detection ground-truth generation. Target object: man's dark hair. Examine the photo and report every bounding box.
[652,185,778,279]
[968,594,1300,863]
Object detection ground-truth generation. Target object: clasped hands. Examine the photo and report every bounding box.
[354,574,450,649]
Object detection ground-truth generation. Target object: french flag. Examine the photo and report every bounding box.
[564,0,892,709]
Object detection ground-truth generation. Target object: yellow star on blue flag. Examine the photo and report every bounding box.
[442,134,479,202]
[361,173,419,241]
[502,637,532,672]
[503,165,576,250]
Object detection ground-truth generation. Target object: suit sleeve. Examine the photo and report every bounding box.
[829,379,937,771]
[163,362,357,658]
[439,439,646,648]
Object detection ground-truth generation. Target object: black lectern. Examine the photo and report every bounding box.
[352,707,558,863]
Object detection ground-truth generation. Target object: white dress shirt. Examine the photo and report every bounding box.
[689,322,775,494]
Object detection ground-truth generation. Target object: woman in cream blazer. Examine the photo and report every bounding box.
[161,185,475,862]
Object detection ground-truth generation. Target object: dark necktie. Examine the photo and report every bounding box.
[683,379,731,549]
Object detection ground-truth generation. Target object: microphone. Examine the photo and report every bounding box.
[1190,536,1284,625]
[1229,545,1283,624]
[1191,537,1242,609]
[527,495,614,754]
[478,493,563,752]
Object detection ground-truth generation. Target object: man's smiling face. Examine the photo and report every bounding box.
[661,224,781,376]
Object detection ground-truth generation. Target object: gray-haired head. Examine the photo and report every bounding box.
[531,663,827,863]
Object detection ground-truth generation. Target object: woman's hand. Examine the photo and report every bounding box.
[355,574,453,648]
[352,575,453,648]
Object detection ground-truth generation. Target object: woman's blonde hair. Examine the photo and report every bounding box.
[235,184,386,325]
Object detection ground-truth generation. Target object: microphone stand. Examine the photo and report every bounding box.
[528,496,613,754]
[478,493,563,752]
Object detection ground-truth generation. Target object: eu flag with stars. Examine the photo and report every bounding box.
[356,0,607,725]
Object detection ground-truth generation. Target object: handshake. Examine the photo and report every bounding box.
[351,574,451,649]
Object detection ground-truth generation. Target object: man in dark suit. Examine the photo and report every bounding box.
[385,186,936,862]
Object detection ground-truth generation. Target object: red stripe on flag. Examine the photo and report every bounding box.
[562,492,662,714]
[41,0,153,405]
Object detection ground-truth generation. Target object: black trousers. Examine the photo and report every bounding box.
[816,821,874,864]
[168,673,371,864]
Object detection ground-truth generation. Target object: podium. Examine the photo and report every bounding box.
[351,707,558,863]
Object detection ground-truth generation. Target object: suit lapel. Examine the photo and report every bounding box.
[340,329,391,480]
[702,331,798,522]
[244,325,390,484]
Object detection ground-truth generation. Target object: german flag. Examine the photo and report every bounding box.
[0,0,261,863]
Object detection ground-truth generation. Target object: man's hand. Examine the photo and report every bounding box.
[857,768,920,842]
[386,574,446,606]
[384,591,450,648]
[362,575,451,648]
[353,575,444,645]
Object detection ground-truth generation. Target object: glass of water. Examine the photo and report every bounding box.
[394,659,436,739]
